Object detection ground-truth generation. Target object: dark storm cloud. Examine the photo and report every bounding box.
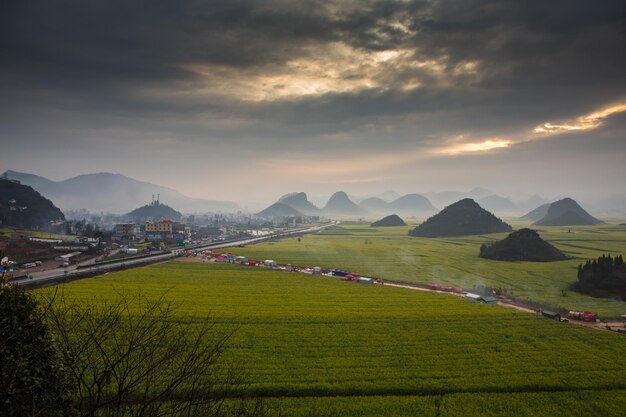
[0,0,625,202]
[2,1,624,116]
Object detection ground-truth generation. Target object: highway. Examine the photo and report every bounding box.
[11,223,335,288]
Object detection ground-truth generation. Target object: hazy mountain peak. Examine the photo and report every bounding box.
[324,191,366,215]
[256,202,303,218]
[277,191,320,214]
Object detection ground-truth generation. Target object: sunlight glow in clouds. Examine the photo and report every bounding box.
[436,139,512,155]
[183,44,479,102]
[533,103,626,135]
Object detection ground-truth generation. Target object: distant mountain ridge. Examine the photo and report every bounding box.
[388,194,437,214]
[477,195,518,213]
[360,197,389,212]
[423,187,492,208]
[2,170,239,214]
[409,198,512,237]
[359,193,437,215]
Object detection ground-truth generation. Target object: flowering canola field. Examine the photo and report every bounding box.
[45,261,626,416]
[235,224,626,316]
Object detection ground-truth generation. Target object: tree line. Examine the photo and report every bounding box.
[574,254,625,299]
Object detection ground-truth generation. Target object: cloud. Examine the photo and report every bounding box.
[436,138,512,155]
[0,0,624,203]
[533,103,626,136]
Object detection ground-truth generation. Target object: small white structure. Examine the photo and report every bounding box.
[55,252,82,263]
[464,293,481,301]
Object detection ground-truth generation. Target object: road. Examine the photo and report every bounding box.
[181,223,334,252]
[11,252,178,286]
[11,223,335,287]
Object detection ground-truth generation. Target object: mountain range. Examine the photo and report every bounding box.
[256,191,438,218]
[2,170,239,214]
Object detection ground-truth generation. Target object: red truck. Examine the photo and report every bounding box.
[567,311,598,322]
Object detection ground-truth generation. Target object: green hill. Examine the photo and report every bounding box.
[409,198,512,237]
[124,202,182,222]
[371,214,406,227]
[479,229,568,262]
[533,198,602,226]
[0,177,65,229]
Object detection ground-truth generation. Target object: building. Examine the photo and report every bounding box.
[144,220,190,242]
[145,220,174,234]
[113,223,141,242]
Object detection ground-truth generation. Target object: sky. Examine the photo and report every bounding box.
[1,0,625,207]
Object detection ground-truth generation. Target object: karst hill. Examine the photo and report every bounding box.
[479,228,568,262]
[533,198,602,226]
[371,214,406,227]
[409,198,512,237]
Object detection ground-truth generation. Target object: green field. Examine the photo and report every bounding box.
[0,226,76,240]
[233,224,626,317]
[41,262,626,416]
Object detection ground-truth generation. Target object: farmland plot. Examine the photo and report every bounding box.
[41,262,626,416]
[236,224,626,316]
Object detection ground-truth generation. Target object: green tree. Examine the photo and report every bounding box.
[0,285,75,417]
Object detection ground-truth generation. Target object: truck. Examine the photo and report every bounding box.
[567,311,598,322]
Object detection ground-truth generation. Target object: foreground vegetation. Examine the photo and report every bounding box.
[235,224,626,316]
[3,283,269,417]
[39,262,626,415]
